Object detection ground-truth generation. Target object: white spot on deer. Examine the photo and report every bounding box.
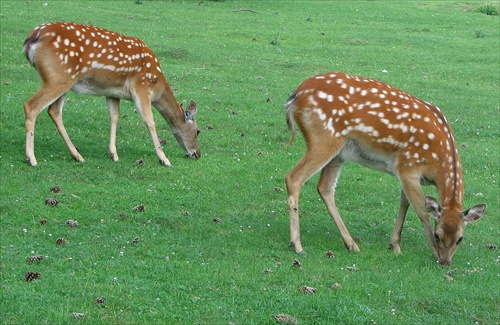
[370,88,379,93]
[313,108,327,121]
[317,91,328,99]
[370,103,381,109]
[360,89,368,96]
[422,143,429,150]
[63,39,70,46]
[315,75,325,79]
[308,95,318,107]
[326,118,335,135]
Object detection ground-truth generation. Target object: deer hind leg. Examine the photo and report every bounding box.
[106,97,120,162]
[389,189,410,253]
[285,143,342,254]
[24,83,73,166]
[131,89,171,166]
[317,158,360,252]
[47,94,84,162]
[399,175,439,261]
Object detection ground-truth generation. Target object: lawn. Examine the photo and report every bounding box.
[0,1,499,324]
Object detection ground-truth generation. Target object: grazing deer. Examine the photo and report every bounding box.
[23,22,200,166]
[285,72,486,265]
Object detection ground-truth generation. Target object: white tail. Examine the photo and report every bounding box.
[285,72,486,266]
[23,22,200,166]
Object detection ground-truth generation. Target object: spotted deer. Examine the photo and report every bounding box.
[285,72,486,265]
[23,22,200,166]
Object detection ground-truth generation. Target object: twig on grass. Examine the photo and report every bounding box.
[233,9,258,14]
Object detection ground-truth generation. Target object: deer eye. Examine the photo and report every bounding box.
[456,237,463,245]
[434,233,440,243]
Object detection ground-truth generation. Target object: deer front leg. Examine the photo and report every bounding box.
[389,189,410,253]
[400,176,439,261]
[317,159,359,252]
[106,97,120,161]
[132,89,171,167]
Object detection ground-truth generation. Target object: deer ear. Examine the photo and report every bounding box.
[463,204,486,224]
[184,100,197,121]
[425,196,442,219]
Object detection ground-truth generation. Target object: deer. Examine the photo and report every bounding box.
[285,72,486,266]
[23,22,200,167]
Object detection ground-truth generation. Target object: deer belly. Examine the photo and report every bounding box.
[339,138,396,175]
[72,78,132,100]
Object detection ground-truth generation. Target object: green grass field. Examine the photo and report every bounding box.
[1,1,499,324]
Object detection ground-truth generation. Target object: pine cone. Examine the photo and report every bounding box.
[26,255,45,263]
[299,285,316,294]
[45,198,59,206]
[271,314,297,324]
[293,259,302,268]
[56,238,68,245]
[132,204,146,212]
[65,220,78,228]
[24,271,41,282]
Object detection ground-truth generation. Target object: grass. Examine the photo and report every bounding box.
[1,0,499,324]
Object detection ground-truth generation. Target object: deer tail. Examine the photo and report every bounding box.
[285,93,297,146]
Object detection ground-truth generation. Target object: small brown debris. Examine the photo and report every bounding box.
[39,219,47,225]
[274,187,283,191]
[135,159,144,165]
[96,297,105,304]
[354,236,361,243]
[24,271,41,282]
[205,125,214,130]
[26,255,45,263]
[119,212,127,218]
[50,186,61,193]
[444,274,455,282]
[271,314,297,324]
[326,250,335,258]
[463,267,479,274]
[132,237,140,244]
[346,264,360,272]
[181,211,190,216]
[159,138,167,145]
[266,97,271,102]
[212,217,221,223]
[45,198,59,206]
[240,131,245,137]
[132,204,146,212]
[65,219,78,228]
[293,259,302,268]
[299,285,316,294]
[331,283,342,289]
[70,312,85,318]
[263,268,273,274]
[486,244,497,250]
[276,261,282,267]
[56,238,68,245]
[446,268,458,276]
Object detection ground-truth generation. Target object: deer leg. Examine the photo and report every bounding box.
[286,146,339,254]
[399,175,439,261]
[317,158,360,252]
[389,189,410,253]
[24,83,72,166]
[132,89,171,166]
[47,94,84,162]
[106,97,120,161]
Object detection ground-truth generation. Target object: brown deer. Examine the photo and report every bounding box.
[285,72,486,265]
[23,22,200,166]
